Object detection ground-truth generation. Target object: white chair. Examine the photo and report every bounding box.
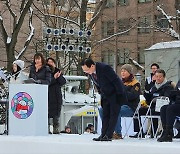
[123,101,143,138]
[139,96,169,138]
[173,116,180,136]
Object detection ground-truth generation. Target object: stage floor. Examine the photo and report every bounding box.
[0,134,179,154]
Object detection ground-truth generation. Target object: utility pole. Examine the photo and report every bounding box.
[114,0,118,72]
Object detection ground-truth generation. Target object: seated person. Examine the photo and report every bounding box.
[131,69,175,138]
[84,127,91,134]
[144,63,159,95]
[157,79,180,142]
[99,64,141,139]
[60,126,71,134]
[87,124,96,134]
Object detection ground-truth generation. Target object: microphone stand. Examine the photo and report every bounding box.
[0,70,10,135]
[91,79,97,133]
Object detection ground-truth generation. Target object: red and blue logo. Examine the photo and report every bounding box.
[11,92,34,119]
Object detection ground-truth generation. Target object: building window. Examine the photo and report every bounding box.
[138,16,151,33]
[138,0,151,3]
[117,48,130,64]
[106,0,115,8]
[155,15,169,29]
[102,50,115,67]
[138,48,145,64]
[118,0,129,6]
[118,18,130,35]
[102,21,114,37]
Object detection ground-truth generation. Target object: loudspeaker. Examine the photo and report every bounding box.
[61,44,66,51]
[78,30,83,37]
[68,45,74,51]
[46,44,52,50]
[78,46,83,52]
[61,28,66,35]
[54,45,60,51]
[68,29,74,35]
[85,47,91,53]
[86,30,91,37]
[53,29,60,36]
[45,28,52,35]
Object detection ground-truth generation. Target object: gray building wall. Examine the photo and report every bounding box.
[145,41,180,83]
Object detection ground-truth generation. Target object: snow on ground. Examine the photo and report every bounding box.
[0,134,180,154]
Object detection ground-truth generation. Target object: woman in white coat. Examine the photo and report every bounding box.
[10,60,28,84]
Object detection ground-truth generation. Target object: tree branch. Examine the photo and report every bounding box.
[44,13,80,27]
[88,0,107,29]
[5,0,17,28]
[157,5,179,39]
[0,15,8,45]
[93,22,137,46]
[15,7,34,59]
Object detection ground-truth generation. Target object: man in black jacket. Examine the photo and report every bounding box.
[131,69,175,138]
[80,58,127,141]
[144,63,159,95]
[157,79,180,142]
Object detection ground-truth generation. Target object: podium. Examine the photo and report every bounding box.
[8,84,48,136]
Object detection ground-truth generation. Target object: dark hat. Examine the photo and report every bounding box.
[88,124,94,127]
[65,126,70,129]
[121,64,133,74]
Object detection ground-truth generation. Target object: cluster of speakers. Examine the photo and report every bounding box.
[44,27,91,38]
[43,27,92,53]
[46,44,91,53]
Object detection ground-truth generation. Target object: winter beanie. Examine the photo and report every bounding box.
[13,60,25,70]
[121,64,133,74]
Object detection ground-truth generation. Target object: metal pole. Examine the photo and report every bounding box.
[114,0,118,72]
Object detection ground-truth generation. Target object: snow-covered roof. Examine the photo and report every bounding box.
[146,41,180,51]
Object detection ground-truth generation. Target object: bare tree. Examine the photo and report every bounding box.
[0,0,34,71]
[157,5,179,40]
[32,0,108,75]
[0,0,110,73]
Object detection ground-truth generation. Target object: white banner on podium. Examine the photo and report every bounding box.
[8,84,48,136]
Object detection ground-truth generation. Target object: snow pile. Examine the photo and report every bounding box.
[0,134,180,154]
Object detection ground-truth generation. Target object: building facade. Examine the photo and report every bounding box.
[92,0,180,76]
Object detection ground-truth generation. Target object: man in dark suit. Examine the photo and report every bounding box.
[80,58,127,141]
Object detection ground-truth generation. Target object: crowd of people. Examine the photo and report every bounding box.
[81,58,180,142]
[9,53,66,135]
[4,55,180,143]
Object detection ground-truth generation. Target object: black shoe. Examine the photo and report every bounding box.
[93,135,112,141]
[100,135,112,141]
[157,134,172,142]
[174,133,180,138]
[129,132,145,138]
[93,135,103,141]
